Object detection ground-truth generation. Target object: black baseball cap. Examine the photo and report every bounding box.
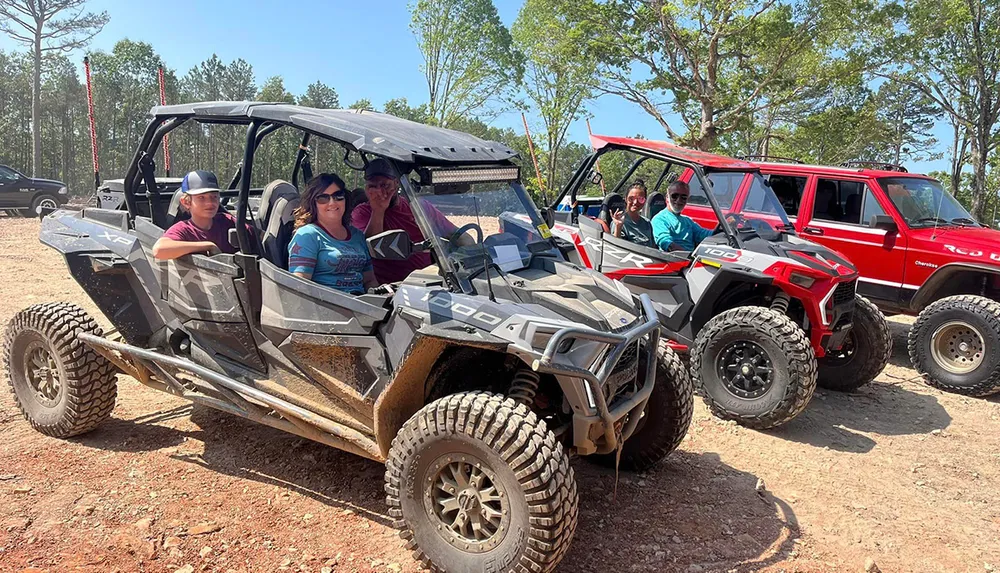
[364,158,397,180]
[181,170,221,195]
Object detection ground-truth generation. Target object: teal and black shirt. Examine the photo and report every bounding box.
[650,209,713,251]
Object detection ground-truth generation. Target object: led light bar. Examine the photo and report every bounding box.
[428,166,520,184]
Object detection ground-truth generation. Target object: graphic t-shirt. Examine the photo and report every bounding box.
[162,212,239,254]
[287,224,372,294]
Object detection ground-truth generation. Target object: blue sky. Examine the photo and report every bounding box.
[0,0,951,175]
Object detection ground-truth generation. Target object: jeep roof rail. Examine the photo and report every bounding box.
[737,154,804,164]
[839,160,908,172]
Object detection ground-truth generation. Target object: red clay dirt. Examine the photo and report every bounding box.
[0,217,997,573]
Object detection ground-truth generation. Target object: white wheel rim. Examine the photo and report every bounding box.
[931,320,985,374]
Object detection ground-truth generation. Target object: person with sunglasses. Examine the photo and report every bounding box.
[351,157,465,284]
[288,173,377,295]
[611,181,654,247]
[153,170,248,260]
[650,180,712,252]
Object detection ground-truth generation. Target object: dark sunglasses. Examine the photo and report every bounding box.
[670,193,689,201]
[315,190,346,204]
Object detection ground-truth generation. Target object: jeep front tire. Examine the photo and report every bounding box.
[385,392,578,573]
[908,295,1000,396]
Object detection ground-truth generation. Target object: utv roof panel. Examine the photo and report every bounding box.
[149,102,518,165]
[589,134,757,171]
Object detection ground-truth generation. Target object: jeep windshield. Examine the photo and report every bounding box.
[880,177,979,227]
[407,179,557,286]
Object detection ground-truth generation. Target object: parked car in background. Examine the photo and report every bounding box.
[673,157,1000,397]
[0,164,69,216]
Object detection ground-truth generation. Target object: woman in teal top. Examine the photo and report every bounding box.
[288,173,377,295]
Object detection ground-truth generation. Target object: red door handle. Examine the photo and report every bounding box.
[803,226,824,236]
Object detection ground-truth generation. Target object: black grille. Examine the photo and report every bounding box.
[611,341,639,374]
[833,279,857,305]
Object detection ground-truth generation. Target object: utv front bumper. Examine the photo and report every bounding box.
[531,294,660,455]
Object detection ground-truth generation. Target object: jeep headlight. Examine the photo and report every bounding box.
[58,186,68,195]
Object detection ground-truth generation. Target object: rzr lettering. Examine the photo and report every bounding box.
[585,237,652,268]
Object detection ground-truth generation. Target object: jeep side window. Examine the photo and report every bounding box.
[860,187,887,225]
[813,179,886,225]
[695,172,741,208]
[745,174,805,217]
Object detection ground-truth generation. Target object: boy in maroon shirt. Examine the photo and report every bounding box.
[152,170,239,260]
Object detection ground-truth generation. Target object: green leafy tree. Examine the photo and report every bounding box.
[409,0,523,126]
[874,79,942,165]
[0,0,108,176]
[554,0,858,151]
[889,0,1000,220]
[298,80,339,109]
[513,0,596,201]
[348,98,375,111]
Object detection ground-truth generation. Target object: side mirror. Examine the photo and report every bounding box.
[588,170,603,185]
[368,229,413,260]
[870,214,898,232]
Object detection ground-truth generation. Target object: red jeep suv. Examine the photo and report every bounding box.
[675,158,1000,396]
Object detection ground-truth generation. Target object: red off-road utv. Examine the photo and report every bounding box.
[507,136,892,429]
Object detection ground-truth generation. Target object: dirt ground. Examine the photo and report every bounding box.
[0,216,997,573]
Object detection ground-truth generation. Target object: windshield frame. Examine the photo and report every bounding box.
[877,176,977,228]
[401,172,552,295]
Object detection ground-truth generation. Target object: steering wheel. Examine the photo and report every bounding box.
[713,212,747,234]
[451,222,484,246]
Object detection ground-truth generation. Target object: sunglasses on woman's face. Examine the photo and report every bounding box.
[316,190,346,204]
[670,193,689,202]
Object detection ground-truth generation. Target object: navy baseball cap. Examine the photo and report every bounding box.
[364,158,397,180]
[181,170,221,195]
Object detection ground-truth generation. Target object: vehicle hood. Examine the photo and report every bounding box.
[908,226,1000,253]
[475,259,640,331]
[740,232,858,278]
[27,178,64,188]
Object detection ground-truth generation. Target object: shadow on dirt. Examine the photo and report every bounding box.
[562,451,798,572]
[75,403,390,525]
[73,403,796,572]
[768,381,952,453]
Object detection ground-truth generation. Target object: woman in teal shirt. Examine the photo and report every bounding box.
[288,173,377,295]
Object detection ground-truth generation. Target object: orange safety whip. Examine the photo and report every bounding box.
[521,113,546,203]
[158,66,171,176]
[84,56,100,190]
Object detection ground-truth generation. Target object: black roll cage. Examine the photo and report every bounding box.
[548,144,745,249]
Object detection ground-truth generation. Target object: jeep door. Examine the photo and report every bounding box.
[800,176,908,305]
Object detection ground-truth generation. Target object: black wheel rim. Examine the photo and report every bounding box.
[424,453,510,553]
[23,340,61,407]
[716,340,774,399]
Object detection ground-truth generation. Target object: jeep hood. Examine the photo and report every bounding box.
[909,226,1000,252]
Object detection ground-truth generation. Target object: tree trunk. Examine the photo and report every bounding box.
[697,101,716,151]
[31,32,42,177]
[969,132,988,221]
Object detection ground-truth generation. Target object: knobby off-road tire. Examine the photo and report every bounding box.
[3,302,118,437]
[817,295,892,392]
[691,306,817,430]
[908,295,1000,396]
[591,341,694,471]
[385,392,578,573]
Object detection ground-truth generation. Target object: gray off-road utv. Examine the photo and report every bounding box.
[3,102,694,573]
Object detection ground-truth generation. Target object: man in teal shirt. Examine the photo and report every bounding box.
[651,181,713,251]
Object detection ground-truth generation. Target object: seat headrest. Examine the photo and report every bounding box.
[257,179,298,229]
[166,189,189,227]
[349,188,367,208]
[646,192,666,219]
[598,193,625,227]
